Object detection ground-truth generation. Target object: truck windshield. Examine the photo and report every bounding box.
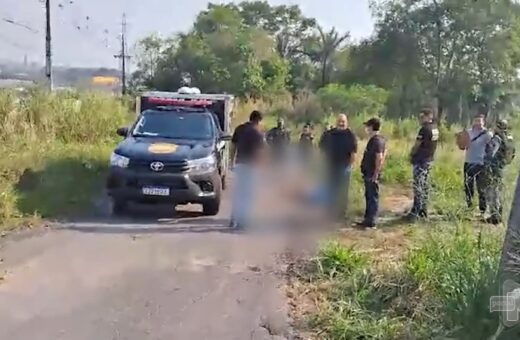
[132,111,214,140]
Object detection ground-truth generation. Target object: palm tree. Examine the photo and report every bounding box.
[308,27,349,87]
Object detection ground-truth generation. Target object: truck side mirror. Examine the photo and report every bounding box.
[220,134,232,141]
[116,127,129,137]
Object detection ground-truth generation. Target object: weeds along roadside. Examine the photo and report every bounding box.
[290,224,507,340]
[0,89,129,229]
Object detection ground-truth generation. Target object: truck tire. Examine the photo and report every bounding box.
[202,179,221,216]
[112,198,128,216]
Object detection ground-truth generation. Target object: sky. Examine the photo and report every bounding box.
[0,0,374,68]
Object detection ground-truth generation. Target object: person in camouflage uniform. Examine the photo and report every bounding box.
[484,119,512,225]
[266,118,291,160]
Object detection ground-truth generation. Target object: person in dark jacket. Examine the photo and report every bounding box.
[266,118,290,161]
[319,113,358,222]
[406,108,439,221]
[298,124,314,162]
[357,118,386,229]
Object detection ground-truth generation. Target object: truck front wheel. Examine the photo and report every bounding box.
[202,179,221,216]
[111,198,128,216]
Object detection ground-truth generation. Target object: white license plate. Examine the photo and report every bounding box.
[142,187,170,196]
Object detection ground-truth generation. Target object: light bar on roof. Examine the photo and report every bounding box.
[147,97,213,106]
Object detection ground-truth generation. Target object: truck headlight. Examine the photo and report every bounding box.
[110,152,130,168]
[188,155,216,173]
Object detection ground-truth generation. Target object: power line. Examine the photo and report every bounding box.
[2,17,39,34]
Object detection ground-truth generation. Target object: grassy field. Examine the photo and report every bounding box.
[0,89,517,338]
[286,117,520,338]
[0,89,128,230]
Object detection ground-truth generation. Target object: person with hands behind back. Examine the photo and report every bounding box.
[357,118,386,229]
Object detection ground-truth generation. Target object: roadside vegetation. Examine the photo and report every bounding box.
[2,0,520,338]
[0,89,128,229]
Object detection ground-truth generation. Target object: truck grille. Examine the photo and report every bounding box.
[129,160,189,173]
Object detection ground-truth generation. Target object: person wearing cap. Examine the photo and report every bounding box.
[319,113,358,222]
[357,118,386,229]
[484,119,515,224]
[406,108,439,221]
[266,117,291,161]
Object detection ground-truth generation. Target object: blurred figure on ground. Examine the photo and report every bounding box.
[357,118,386,229]
[266,117,290,162]
[229,110,265,230]
[406,108,439,221]
[459,113,492,215]
[319,113,358,223]
[298,123,314,163]
[484,119,516,225]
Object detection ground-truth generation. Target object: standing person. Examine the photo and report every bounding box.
[320,113,358,222]
[357,118,386,229]
[266,117,290,161]
[462,113,492,215]
[484,119,516,225]
[298,124,314,163]
[406,108,439,221]
[229,110,265,229]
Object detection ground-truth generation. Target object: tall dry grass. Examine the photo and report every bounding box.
[0,89,129,226]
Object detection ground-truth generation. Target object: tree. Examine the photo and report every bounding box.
[304,27,349,87]
[346,0,520,122]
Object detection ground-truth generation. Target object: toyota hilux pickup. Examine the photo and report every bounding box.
[107,91,234,215]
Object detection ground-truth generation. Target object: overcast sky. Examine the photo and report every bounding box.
[0,0,374,68]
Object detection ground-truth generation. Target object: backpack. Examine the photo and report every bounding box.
[502,134,516,165]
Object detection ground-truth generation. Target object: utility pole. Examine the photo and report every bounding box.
[114,13,131,96]
[45,0,53,91]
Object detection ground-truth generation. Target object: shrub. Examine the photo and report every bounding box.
[317,83,389,117]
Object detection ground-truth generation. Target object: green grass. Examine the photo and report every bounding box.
[0,89,128,229]
[299,225,509,339]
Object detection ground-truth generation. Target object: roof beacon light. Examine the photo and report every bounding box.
[147,97,213,106]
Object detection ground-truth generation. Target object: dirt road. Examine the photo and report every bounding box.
[0,180,310,340]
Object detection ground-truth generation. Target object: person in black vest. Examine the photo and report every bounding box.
[266,118,290,161]
[406,108,439,221]
[357,118,386,229]
[298,124,314,163]
[319,113,358,222]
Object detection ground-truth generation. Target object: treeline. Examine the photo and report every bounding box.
[131,0,520,123]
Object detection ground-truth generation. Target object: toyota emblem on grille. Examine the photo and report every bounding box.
[150,161,164,172]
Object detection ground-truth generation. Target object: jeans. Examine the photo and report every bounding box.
[363,176,380,226]
[464,163,487,213]
[411,162,431,217]
[328,166,351,220]
[231,164,255,226]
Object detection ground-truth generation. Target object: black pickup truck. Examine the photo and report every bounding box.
[106,92,234,215]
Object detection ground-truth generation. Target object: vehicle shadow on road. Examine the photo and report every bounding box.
[62,202,238,234]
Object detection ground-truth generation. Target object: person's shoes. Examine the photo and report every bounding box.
[403,213,418,222]
[354,221,377,230]
[228,220,239,229]
[485,216,502,225]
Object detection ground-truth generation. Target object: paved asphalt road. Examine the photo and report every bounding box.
[0,166,321,340]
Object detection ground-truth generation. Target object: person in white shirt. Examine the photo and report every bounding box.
[463,113,492,214]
